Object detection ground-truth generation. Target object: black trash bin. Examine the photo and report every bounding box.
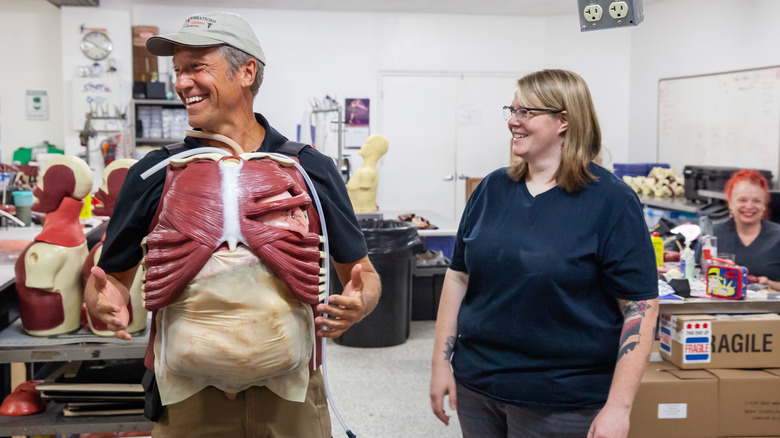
[332,219,423,348]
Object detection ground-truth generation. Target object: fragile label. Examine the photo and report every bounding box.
[658,403,688,419]
[682,321,711,363]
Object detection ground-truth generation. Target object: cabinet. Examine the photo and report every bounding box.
[130,99,189,156]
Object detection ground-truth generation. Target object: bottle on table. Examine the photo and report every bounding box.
[681,242,695,280]
[698,214,716,278]
[651,232,664,267]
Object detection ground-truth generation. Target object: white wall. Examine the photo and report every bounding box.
[0,0,62,162]
[4,0,780,186]
[543,13,634,166]
[60,1,133,158]
[629,0,780,175]
[129,5,547,160]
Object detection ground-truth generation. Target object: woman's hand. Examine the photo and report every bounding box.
[430,361,457,425]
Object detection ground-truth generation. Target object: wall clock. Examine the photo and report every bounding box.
[80,31,113,61]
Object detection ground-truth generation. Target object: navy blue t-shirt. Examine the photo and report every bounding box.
[98,113,367,273]
[450,163,658,409]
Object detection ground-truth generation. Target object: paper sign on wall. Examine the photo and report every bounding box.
[72,77,121,131]
[26,90,49,121]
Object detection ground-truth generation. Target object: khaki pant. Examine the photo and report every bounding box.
[153,369,332,438]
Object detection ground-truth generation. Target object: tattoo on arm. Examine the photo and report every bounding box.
[616,299,654,361]
[443,336,456,361]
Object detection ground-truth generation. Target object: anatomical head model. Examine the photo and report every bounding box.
[346,134,388,214]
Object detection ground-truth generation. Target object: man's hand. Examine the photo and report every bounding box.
[84,266,132,340]
[315,263,367,338]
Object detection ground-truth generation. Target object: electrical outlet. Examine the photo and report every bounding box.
[609,1,628,19]
[583,4,603,22]
[578,0,643,32]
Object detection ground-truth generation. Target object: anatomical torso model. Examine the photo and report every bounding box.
[15,155,93,336]
[144,150,325,406]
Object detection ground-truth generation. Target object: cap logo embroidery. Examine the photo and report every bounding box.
[183,16,216,29]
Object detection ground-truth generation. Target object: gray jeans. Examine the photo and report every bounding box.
[456,382,600,438]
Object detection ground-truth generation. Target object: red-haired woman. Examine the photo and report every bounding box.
[713,169,780,291]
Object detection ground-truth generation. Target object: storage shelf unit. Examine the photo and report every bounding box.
[130,98,189,154]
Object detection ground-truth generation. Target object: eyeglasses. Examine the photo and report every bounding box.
[502,105,561,121]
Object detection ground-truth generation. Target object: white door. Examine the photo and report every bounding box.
[454,75,521,221]
[378,73,524,222]
[377,74,458,219]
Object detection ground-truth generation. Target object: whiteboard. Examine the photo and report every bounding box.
[657,66,780,187]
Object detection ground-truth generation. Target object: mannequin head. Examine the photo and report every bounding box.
[94,158,137,216]
[32,155,93,213]
[358,134,389,161]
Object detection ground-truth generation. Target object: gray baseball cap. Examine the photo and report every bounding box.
[146,11,266,65]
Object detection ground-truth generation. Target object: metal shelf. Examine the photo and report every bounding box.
[660,296,780,315]
[132,98,182,106]
[638,195,702,214]
[0,319,149,364]
[135,137,177,144]
[0,402,152,436]
[0,341,147,364]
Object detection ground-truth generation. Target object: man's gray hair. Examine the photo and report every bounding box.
[218,45,264,96]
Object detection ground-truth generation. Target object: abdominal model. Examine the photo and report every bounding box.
[145,152,326,405]
[14,155,92,336]
[82,158,147,336]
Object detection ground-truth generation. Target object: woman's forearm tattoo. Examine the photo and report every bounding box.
[616,299,654,361]
[443,336,456,361]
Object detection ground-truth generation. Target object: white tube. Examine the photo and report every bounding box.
[140,147,231,180]
[270,153,354,437]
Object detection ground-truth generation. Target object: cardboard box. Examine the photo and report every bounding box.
[132,26,159,83]
[710,368,780,437]
[629,361,718,438]
[659,313,780,369]
[132,25,158,47]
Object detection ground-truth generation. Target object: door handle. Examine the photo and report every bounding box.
[442,174,454,181]
[458,174,469,180]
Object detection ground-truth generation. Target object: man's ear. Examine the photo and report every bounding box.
[239,58,257,88]
[558,111,569,135]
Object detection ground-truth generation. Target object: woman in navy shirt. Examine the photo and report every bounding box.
[430,70,659,438]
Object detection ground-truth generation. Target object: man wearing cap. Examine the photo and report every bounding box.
[85,11,380,437]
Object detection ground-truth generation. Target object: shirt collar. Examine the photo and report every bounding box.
[182,112,289,153]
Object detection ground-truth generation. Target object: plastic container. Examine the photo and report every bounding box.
[651,232,664,267]
[11,191,33,207]
[12,191,33,226]
[613,163,649,179]
[333,219,423,348]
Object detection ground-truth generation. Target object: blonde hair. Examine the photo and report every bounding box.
[507,69,601,192]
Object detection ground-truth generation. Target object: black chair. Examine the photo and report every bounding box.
[770,190,780,224]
